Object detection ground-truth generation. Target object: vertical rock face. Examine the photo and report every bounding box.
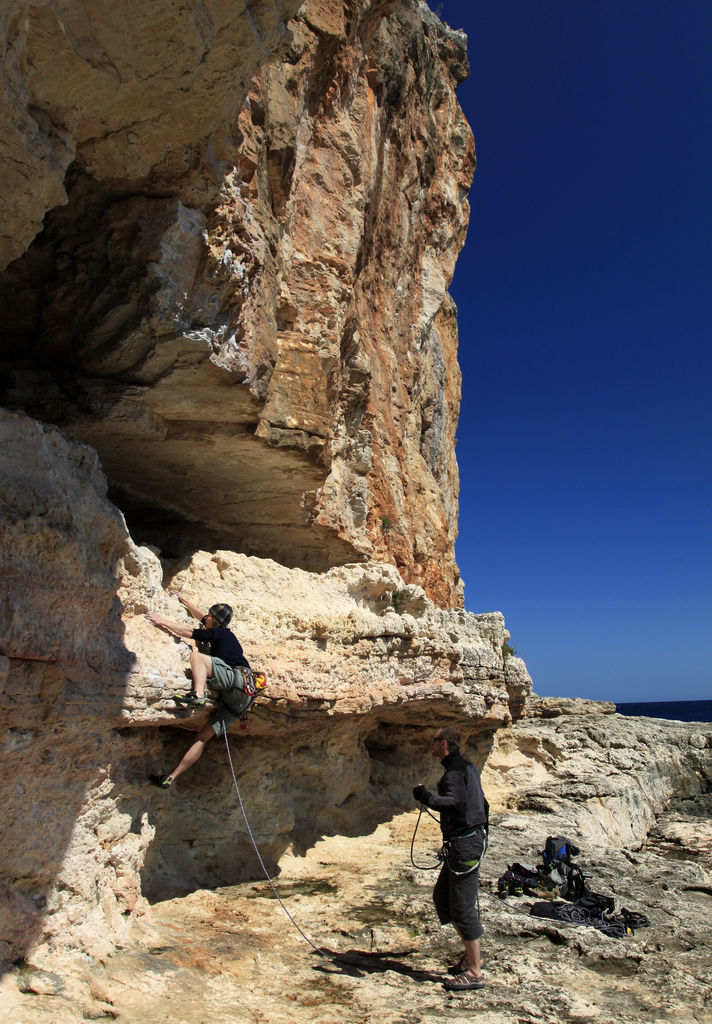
[0,0,474,606]
[233,0,473,604]
[5,8,705,1003]
[0,410,152,964]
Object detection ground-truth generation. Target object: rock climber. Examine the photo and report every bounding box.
[413,725,489,991]
[145,591,253,789]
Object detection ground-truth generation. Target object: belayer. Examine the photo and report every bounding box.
[413,726,489,991]
[145,591,255,789]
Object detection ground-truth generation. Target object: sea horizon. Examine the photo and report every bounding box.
[615,698,712,723]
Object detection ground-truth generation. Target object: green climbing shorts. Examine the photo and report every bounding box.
[208,657,238,692]
[210,705,238,738]
[208,658,253,737]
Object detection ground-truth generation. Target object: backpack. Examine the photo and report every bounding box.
[541,836,580,866]
[540,836,587,900]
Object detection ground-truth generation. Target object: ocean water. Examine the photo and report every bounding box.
[615,699,712,723]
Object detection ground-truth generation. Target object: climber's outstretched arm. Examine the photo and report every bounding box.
[170,591,207,622]
[146,611,193,639]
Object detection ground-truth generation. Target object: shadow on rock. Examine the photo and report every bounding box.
[312,947,442,984]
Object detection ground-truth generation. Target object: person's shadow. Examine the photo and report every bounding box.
[311,947,443,983]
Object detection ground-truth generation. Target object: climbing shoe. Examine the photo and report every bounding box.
[149,774,174,789]
[173,691,207,707]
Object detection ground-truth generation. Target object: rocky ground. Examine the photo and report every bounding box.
[3,761,710,1024]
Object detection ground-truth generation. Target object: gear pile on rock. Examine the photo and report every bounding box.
[496,835,651,938]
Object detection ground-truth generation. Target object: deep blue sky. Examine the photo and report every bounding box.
[439,0,711,701]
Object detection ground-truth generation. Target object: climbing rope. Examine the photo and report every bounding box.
[410,803,442,870]
[479,887,650,938]
[221,725,335,959]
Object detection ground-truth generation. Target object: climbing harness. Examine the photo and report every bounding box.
[441,827,489,877]
[411,803,488,875]
[221,721,335,960]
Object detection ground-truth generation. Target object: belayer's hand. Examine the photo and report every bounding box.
[413,784,430,804]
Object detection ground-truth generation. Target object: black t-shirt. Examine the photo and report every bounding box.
[191,626,250,668]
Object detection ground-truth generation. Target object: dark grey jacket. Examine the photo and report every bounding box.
[426,751,489,839]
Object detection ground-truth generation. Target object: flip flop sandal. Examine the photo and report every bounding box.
[443,971,485,991]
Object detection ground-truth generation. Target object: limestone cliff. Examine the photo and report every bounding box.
[0,0,474,605]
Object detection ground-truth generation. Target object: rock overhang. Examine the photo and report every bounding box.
[0,0,475,605]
